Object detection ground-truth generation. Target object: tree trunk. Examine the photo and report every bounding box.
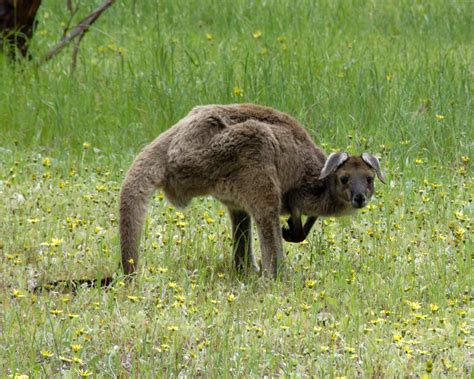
[0,0,42,58]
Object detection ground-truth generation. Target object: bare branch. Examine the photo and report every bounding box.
[44,0,114,62]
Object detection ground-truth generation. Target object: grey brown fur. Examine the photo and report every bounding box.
[119,104,385,278]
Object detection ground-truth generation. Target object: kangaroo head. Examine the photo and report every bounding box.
[319,152,386,209]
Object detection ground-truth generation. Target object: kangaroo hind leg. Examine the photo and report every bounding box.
[240,171,283,279]
[229,209,259,273]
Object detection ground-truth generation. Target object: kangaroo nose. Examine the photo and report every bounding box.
[352,193,367,208]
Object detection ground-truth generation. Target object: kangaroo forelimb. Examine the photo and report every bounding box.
[282,215,303,242]
[282,207,304,242]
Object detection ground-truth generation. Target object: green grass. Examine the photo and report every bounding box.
[1,0,472,377]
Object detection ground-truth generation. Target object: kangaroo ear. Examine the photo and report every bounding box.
[319,152,349,180]
[362,153,386,183]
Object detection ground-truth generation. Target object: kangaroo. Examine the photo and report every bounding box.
[119,104,385,278]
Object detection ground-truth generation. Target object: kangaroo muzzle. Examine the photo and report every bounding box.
[352,193,367,208]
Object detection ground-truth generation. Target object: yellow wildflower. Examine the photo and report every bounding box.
[71,344,82,353]
[345,347,356,354]
[305,279,316,288]
[454,211,467,222]
[127,295,141,303]
[51,238,62,247]
[205,215,215,224]
[454,227,465,240]
[40,350,54,358]
[426,359,433,373]
[233,86,243,97]
[12,289,26,298]
[404,345,412,357]
[300,303,312,311]
[430,303,439,313]
[72,357,83,364]
[393,334,403,343]
[406,300,421,311]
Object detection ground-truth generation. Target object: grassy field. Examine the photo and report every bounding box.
[1,0,472,377]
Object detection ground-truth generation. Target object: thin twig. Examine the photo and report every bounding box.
[62,0,81,38]
[43,0,114,62]
[70,30,84,73]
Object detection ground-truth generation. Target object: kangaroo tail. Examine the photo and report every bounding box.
[119,150,163,275]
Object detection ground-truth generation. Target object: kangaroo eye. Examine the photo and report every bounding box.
[367,176,374,184]
[340,176,349,185]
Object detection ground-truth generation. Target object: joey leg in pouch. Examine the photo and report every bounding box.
[282,208,317,243]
